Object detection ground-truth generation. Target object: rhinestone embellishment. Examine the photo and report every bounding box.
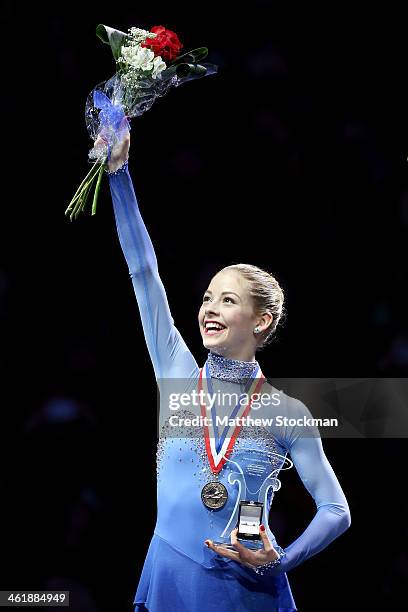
[105,159,129,176]
[206,351,259,383]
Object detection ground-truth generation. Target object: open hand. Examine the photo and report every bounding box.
[204,525,280,569]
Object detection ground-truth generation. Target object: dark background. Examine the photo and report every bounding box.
[1,1,407,610]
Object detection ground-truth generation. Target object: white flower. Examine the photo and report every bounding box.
[128,27,157,44]
[152,56,167,79]
[119,42,167,81]
[120,44,155,71]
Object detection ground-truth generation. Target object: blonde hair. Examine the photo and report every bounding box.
[220,263,285,349]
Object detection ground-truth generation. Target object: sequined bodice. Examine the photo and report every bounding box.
[154,356,288,567]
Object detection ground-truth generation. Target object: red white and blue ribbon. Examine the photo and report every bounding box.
[198,364,266,474]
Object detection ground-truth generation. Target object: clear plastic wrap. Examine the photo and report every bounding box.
[65,23,217,221]
[85,63,217,163]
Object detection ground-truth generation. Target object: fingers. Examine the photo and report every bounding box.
[230,525,275,566]
[259,524,273,552]
[94,135,107,147]
[117,117,131,144]
[204,533,277,569]
[230,528,247,553]
[120,115,130,130]
[204,539,240,561]
[230,528,258,565]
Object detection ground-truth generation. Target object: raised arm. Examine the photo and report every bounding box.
[107,132,199,380]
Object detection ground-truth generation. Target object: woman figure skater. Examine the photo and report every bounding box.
[106,130,351,611]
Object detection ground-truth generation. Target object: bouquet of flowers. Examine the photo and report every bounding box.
[65,24,217,221]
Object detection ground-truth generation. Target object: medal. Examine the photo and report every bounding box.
[201,480,228,510]
[198,362,266,509]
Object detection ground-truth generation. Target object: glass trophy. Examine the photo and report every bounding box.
[213,448,293,550]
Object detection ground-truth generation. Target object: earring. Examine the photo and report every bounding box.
[254,327,261,334]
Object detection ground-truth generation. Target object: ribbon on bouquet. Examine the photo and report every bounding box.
[89,91,131,162]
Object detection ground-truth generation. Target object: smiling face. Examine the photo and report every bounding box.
[198,270,261,361]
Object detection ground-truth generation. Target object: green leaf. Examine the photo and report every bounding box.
[161,62,208,82]
[160,65,178,79]
[96,24,128,61]
[171,47,208,66]
[176,63,208,78]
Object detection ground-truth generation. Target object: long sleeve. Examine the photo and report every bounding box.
[108,164,199,380]
[268,400,351,575]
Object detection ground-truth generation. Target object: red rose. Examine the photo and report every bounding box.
[141,25,183,62]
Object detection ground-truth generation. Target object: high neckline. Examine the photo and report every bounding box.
[206,351,259,382]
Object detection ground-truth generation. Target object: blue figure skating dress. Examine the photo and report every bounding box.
[108,162,351,611]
